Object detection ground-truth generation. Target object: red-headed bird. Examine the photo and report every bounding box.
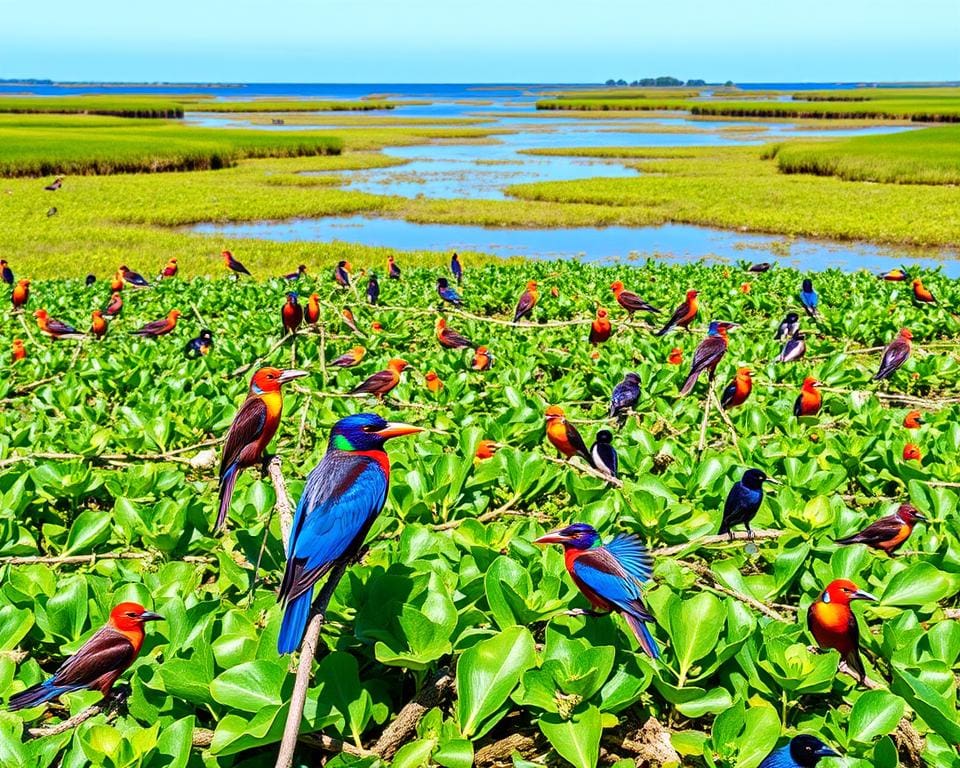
[103,291,123,319]
[222,250,251,277]
[11,339,26,363]
[721,367,752,410]
[282,292,303,335]
[610,281,659,315]
[306,293,321,325]
[277,413,422,653]
[836,503,926,555]
[589,307,611,345]
[807,579,876,683]
[7,603,162,711]
[471,345,493,371]
[34,309,84,340]
[794,377,822,418]
[160,258,178,279]
[350,358,408,400]
[90,310,108,340]
[911,278,935,304]
[12,279,29,311]
[331,346,366,367]
[679,320,736,396]
[534,524,659,658]
[341,307,363,336]
[132,309,181,337]
[874,328,912,381]
[545,405,593,465]
[334,260,351,288]
[654,289,698,336]
[425,371,443,393]
[120,264,150,288]
[387,255,401,280]
[436,317,472,349]
[217,367,307,531]
[903,410,923,429]
[513,281,538,323]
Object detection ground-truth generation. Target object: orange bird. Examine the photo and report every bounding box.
[222,250,251,277]
[34,309,84,340]
[282,292,303,334]
[306,293,321,325]
[11,279,30,310]
[911,279,935,304]
[807,579,876,683]
[119,264,150,288]
[903,410,923,429]
[334,260,351,287]
[878,268,909,281]
[90,310,108,340]
[7,603,163,711]
[476,439,498,459]
[330,346,365,367]
[371,321,383,333]
[351,358,408,399]
[160,258,178,279]
[721,367,752,410]
[667,347,683,365]
[513,281,538,323]
[103,292,123,319]
[874,328,912,381]
[110,271,125,292]
[436,317,473,349]
[425,371,443,393]
[836,503,926,556]
[132,309,181,337]
[794,377,822,418]
[472,346,493,371]
[11,339,26,363]
[654,289,699,336]
[341,307,363,336]
[903,443,922,462]
[217,367,307,530]
[589,307,611,345]
[545,405,593,465]
[610,281,659,315]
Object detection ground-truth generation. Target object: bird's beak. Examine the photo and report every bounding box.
[139,611,164,622]
[376,422,424,439]
[763,477,782,486]
[912,512,928,522]
[278,369,309,384]
[915,417,925,425]
[533,530,569,545]
[814,746,841,759]
[851,590,877,602]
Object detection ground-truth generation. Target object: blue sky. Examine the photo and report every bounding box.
[2,0,957,83]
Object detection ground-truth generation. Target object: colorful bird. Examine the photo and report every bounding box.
[436,317,473,349]
[610,280,659,315]
[775,312,800,341]
[350,358,409,400]
[367,273,380,305]
[874,328,912,381]
[120,264,150,288]
[11,339,26,363]
[513,280,538,323]
[283,264,307,281]
[748,262,772,273]
[589,307,611,345]
[545,405,593,465]
[653,289,698,336]
[667,347,683,365]
[794,377,823,418]
[334,260,351,288]
[836,503,926,555]
[800,279,819,319]
[305,293,321,325]
[44,175,63,192]
[778,332,807,363]
[217,367,307,531]
[911,278,936,304]
[34,309,84,340]
[0,259,13,285]
[103,292,123,319]
[720,468,779,539]
[471,345,493,371]
[451,252,463,284]
[387,255,401,280]
[371,321,383,333]
[111,271,125,292]
[609,372,640,425]
[475,439,498,459]
[591,430,618,480]
[282,292,303,335]
[184,329,214,358]
[331,346,366,367]
[277,413,422,653]
[534,524,659,658]
[341,307,363,336]
[437,277,463,307]
[11,278,30,310]
[131,309,181,338]
[720,367,752,410]
[758,735,839,768]
[90,309,108,340]
[160,258,178,279]
[903,410,923,429]
[679,321,736,397]
[424,371,443,393]
[6,602,162,712]
[903,443,922,462]
[807,579,876,683]
[222,250,251,277]
[878,268,909,282]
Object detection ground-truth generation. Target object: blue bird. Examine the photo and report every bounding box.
[609,372,640,426]
[720,468,780,539]
[451,252,463,285]
[436,277,463,307]
[367,273,380,306]
[759,735,839,768]
[184,329,213,358]
[277,413,423,654]
[800,279,820,320]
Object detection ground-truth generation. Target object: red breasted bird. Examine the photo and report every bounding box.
[34,309,84,340]
[222,250,251,277]
[282,292,303,334]
[721,367,752,410]
[284,264,307,281]
[7,603,162,711]
[277,413,422,653]
[476,439,498,459]
[103,291,123,319]
[878,268,909,282]
[903,410,923,429]
[436,317,472,349]
[0,259,13,285]
[667,347,683,365]
[341,307,363,336]
[836,503,926,555]
[111,271,125,292]
[610,281,659,315]
[331,346,366,367]
[217,367,307,531]
[513,281,538,323]
[306,293,321,325]
[160,258,178,279]
[535,524,659,658]
[471,346,492,371]
[545,405,593,465]
[903,443,922,462]
[425,371,443,393]
[679,321,737,396]
[911,278,935,304]
[350,358,408,400]
[12,279,30,310]
[132,309,181,337]
[589,307,611,345]
[807,579,876,683]
[119,264,150,288]
[387,255,401,280]
[874,328,912,381]
[44,175,63,192]
[654,289,698,336]
[334,260,351,288]
[11,339,26,363]
[794,377,822,418]
[90,310,108,340]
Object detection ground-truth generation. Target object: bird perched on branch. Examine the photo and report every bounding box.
[589,307,611,345]
[610,281,659,315]
[720,468,779,539]
[653,289,698,336]
[679,321,736,396]
[835,503,926,555]
[545,405,593,465]
[334,260,351,288]
[282,292,303,335]
[437,277,463,307]
[720,367,752,410]
[341,307,363,336]
[120,264,150,289]
[873,328,912,381]
[350,359,409,400]
[807,579,876,683]
[131,309,181,338]
[11,279,29,311]
[277,413,422,653]
[609,372,640,425]
[758,735,839,768]
[34,309,84,340]
[184,329,214,358]
[794,377,822,418]
[513,281,538,323]
[436,317,472,349]
[222,251,250,278]
[6,603,162,712]
[330,346,365,367]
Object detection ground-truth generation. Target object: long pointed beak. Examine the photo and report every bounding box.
[851,590,877,602]
[376,422,424,439]
[815,746,841,758]
[139,612,164,622]
[278,369,309,384]
[763,477,782,486]
[533,531,568,545]
[912,512,928,522]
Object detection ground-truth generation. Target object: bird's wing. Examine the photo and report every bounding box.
[47,318,82,335]
[664,300,688,327]
[220,397,268,476]
[611,382,638,411]
[565,422,591,459]
[720,380,736,407]
[837,516,905,545]
[330,353,354,366]
[351,369,396,394]
[571,544,653,620]
[793,394,803,417]
[876,339,910,378]
[51,627,135,687]
[689,336,725,373]
[443,328,472,347]
[514,290,535,319]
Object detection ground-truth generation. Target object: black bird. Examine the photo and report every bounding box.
[758,735,840,768]
[609,372,641,426]
[388,255,401,280]
[184,329,214,358]
[436,277,463,307]
[775,312,800,341]
[44,176,63,191]
[777,332,806,363]
[451,252,463,285]
[0,260,12,285]
[748,262,772,273]
[85,274,96,287]
[283,264,307,281]
[590,430,618,480]
[720,469,780,539]
[334,260,351,288]
[367,273,380,305]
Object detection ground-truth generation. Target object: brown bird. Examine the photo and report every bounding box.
[513,281,538,323]
[611,281,659,315]
[306,293,321,325]
[103,292,123,319]
[330,346,366,367]
[836,503,926,555]
[874,328,912,381]
[472,346,493,371]
[912,279,935,304]
[436,317,473,349]
[34,309,84,340]
[131,309,181,337]
[341,307,363,336]
[350,358,408,400]
[119,265,150,288]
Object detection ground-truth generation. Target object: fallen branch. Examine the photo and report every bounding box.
[27,692,120,738]
[0,552,214,567]
[372,669,454,759]
[681,559,790,621]
[653,529,784,558]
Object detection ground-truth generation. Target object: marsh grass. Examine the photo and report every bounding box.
[178,99,397,112]
[0,96,184,118]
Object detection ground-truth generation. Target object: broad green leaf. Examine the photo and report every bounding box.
[539,705,602,768]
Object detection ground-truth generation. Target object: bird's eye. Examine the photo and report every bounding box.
[126,611,137,617]
[361,425,374,432]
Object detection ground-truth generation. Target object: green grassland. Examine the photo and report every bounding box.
[178,99,397,113]
[0,96,184,118]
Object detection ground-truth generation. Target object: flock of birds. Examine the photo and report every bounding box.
[3,245,949,767]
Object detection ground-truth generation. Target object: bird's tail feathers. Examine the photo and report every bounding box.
[277,591,312,655]
[216,464,239,532]
[622,612,660,660]
[845,648,866,683]
[679,371,700,397]
[7,680,74,711]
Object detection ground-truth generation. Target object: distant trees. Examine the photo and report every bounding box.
[603,77,714,87]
